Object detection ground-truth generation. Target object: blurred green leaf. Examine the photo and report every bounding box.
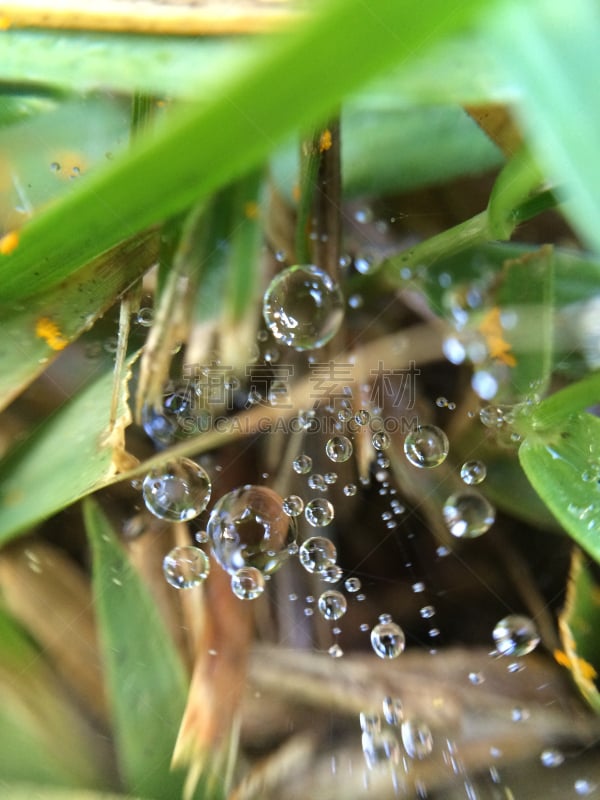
[0,605,110,789]
[519,411,600,564]
[0,230,157,412]
[495,244,554,398]
[84,497,190,800]
[558,549,600,712]
[0,0,495,303]
[0,93,58,129]
[0,790,141,800]
[487,0,600,253]
[0,357,135,545]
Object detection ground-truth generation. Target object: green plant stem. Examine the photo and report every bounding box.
[487,147,543,238]
[295,131,322,265]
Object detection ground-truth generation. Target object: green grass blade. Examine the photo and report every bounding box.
[0,230,157,412]
[0,789,143,800]
[0,357,135,544]
[487,0,600,253]
[0,0,495,303]
[84,497,190,800]
[519,412,600,564]
[558,550,600,713]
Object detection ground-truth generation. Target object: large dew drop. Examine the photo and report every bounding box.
[400,718,434,759]
[492,614,540,656]
[162,545,210,589]
[404,424,449,468]
[299,536,337,574]
[370,616,406,659]
[231,566,265,600]
[326,435,353,463]
[262,264,344,350]
[443,490,495,538]
[305,498,335,527]
[318,589,347,620]
[207,485,296,576]
[142,458,211,521]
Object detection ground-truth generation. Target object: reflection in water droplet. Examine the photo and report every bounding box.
[540,748,564,768]
[460,459,487,485]
[263,264,344,350]
[404,425,449,468]
[345,576,361,593]
[329,643,344,658]
[283,495,304,517]
[372,431,390,451]
[207,485,296,576]
[321,563,343,583]
[318,590,347,620]
[443,491,495,538]
[371,619,405,658]
[163,545,210,589]
[292,454,313,474]
[492,614,540,656]
[142,459,211,521]
[382,696,404,726]
[231,566,265,600]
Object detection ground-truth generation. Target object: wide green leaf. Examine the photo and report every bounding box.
[519,411,600,564]
[0,0,495,303]
[487,0,600,253]
[84,497,190,800]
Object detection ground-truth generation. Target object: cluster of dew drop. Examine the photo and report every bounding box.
[130,260,568,789]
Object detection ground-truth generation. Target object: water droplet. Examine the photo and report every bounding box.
[372,431,390,451]
[540,748,564,768]
[194,530,209,544]
[492,615,540,656]
[50,161,61,172]
[382,696,403,725]
[231,566,265,600]
[141,386,197,448]
[419,605,435,619]
[443,491,495,538]
[263,264,344,350]
[354,255,380,276]
[299,536,337,573]
[305,498,335,527]
[345,576,361,593]
[404,425,449,468]
[575,779,597,795]
[355,409,370,426]
[318,590,347,620]
[362,730,400,769]
[329,643,344,658]
[136,307,154,327]
[321,563,343,583]
[292,454,313,474]
[142,459,211,521]
[400,719,433,759]
[324,472,338,485]
[510,706,530,722]
[460,460,487,485]
[359,712,382,734]
[344,483,357,497]
[207,485,296,575]
[370,619,406,658]
[283,495,304,517]
[412,582,426,593]
[469,671,485,685]
[308,474,327,492]
[162,545,210,589]
[348,293,363,309]
[326,435,353,463]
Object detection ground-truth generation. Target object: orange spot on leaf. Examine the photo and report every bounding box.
[0,15,11,30]
[319,129,332,152]
[479,306,517,367]
[0,230,19,254]
[35,317,68,351]
[244,201,260,220]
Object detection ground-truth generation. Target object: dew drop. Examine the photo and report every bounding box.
[443,490,495,538]
[324,472,338,485]
[469,671,485,685]
[492,615,540,656]
[359,712,382,734]
[362,730,401,769]
[460,460,487,485]
[142,459,211,522]
[207,485,296,575]
[141,386,197,448]
[292,454,313,474]
[344,483,357,497]
[305,498,335,527]
[400,719,433,759]
[575,779,597,795]
[329,643,344,658]
[345,576,361,593]
[540,748,564,768]
[321,563,343,583]
[355,409,370,426]
[404,425,449,468]
[372,431,390,451]
[419,605,435,619]
[326,435,353,463]
[194,530,209,544]
[370,619,406,658]
[263,264,344,350]
[318,589,348,620]
[299,536,337,573]
[231,566,265,600]
[282,494,304,517]
[382,696,403,726]
[308,474,327,492]
[162,545,210,589]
